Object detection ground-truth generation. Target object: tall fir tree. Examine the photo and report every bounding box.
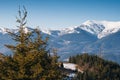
[0,7,62,80]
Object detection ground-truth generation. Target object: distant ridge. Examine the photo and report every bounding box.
[0,20,120,64]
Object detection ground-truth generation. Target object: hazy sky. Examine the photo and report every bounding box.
[0,0,120,29]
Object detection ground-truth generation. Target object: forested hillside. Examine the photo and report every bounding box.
[69,54,120,80]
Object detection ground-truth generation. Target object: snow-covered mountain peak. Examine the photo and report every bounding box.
[80,20,105,35]
[83,20,120,29]
[82,20,98,26]
[80,20,120,38]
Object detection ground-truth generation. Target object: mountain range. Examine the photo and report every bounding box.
[0,20,120,64]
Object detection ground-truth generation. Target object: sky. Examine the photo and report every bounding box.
[0,0,120,30]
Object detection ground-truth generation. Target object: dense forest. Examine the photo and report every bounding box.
[69,53,120,80]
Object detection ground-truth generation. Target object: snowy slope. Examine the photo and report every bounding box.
[98,21,120,38]
[79,20,120,38]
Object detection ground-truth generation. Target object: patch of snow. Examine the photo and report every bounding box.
[63,63,84,73]
[63,63,77,71]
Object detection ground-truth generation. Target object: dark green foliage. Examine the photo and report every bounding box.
[69,53,120,80]
[0,7,62,80]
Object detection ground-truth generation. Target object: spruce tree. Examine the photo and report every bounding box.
[0,7,62,80]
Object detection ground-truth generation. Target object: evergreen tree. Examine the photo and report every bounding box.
[0,7,62,80]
